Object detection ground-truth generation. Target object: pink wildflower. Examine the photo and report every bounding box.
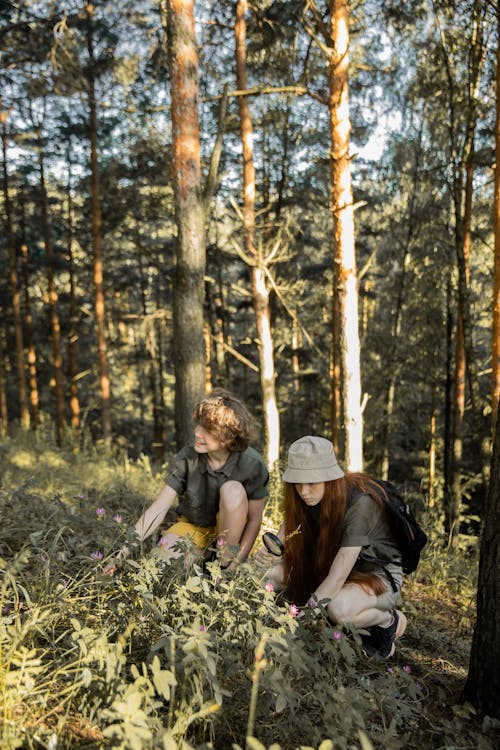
[216,537,226,549]
[265,581,275,593]
[387,667,395,673]
[95,507,106,517]
[158,536,169,546]
[199,625,206,631]
[403,664,411,673]
[113,514,122,523]
[288,603,300,617]
[91,551,103,561]
[331,630,343,641]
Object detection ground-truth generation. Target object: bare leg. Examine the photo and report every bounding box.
[326,583,393,628]
[217,480,248,567]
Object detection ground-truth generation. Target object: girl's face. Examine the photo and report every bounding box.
[295,482,325,506]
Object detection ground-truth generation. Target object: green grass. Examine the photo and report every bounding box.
[0,429,498,750]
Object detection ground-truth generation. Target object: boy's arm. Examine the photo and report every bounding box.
[236,498,265,562]
[134,484,177,542]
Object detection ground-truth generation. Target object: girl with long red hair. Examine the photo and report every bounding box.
[259,435,407,658]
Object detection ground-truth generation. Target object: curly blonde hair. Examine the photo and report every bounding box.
[193,389,255,452]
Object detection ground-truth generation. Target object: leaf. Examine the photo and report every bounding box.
[358,730,375,750]
[275,691,288,713]
[245,738,267,750]
[184,575,203,593]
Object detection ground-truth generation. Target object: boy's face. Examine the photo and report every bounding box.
[194,423,225,454]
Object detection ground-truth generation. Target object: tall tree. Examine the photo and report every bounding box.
[19,186,40,431]
[327,0,363,470]
[1,109,29,429]
[234,0,280,473]
[86,2,112,444]
[166,0,207,448]
[462,407,500,718]
[35,121,66,444]
[66,150,80,436]
[493,0,500,430]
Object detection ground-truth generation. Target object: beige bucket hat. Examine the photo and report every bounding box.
[282,435,345,483]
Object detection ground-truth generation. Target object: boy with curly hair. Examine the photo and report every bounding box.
[105,389,269,573]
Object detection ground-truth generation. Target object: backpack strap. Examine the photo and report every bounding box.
[382,567,399,593]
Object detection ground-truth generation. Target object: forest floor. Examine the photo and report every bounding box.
[1,432,499,750]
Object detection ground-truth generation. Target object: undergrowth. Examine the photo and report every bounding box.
[0,430,498,750]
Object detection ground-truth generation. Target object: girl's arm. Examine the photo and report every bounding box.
[309,545,361,606]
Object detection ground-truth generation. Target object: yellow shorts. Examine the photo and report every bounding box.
[165,516,218,550]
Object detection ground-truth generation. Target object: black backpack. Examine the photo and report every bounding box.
[357,479,428,582]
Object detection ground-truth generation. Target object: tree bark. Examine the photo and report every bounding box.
[1,111,29,429]
[36,124,66,445]
[328,0,363,471]
[235,0,280,473]
[19,188,39,432]
[462,412,500,717]
[86,3,112,444]
[167,0,206,448]
[66,156,80,436]
[0,315,8,436]
[493,1,500,429]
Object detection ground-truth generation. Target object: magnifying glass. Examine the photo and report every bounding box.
[262,531,285,557]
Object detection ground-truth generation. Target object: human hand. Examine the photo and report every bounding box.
[254,546,278,568]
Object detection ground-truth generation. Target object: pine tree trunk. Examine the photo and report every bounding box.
[462,412,500,717]
[66,161,80,436]
[328,0,363,471]
[1,112,29,429]
[86,4,112,444]
[167,0,206,448]
[235,0,280,472]
[19,192,39,431]
[493,2,500,429]
[37,125,66,445]
[0,317,8,436]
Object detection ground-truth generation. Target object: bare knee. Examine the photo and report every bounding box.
[327,593,357,625]
[219,481,248,512]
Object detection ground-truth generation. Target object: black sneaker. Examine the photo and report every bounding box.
[369,610,407,658]
[361,630,380,657]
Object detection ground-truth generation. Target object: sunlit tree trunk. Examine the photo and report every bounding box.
[328,0,362,471]
[493,3,500,430]
[235,0,280,473]
[86,3,112,444]
[1,110,29,429]
[462,410,500,718]
[167,0,206,448]
[19,190,39,431]
[36,124,66,445]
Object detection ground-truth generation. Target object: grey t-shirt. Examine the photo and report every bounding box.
[165,446,269,526]
[342,491,402,573]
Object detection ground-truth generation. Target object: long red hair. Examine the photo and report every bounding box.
[283,473,387,605]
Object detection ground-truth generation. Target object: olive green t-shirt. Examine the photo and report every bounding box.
[342,492,402,573]
[165,446,269,527]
